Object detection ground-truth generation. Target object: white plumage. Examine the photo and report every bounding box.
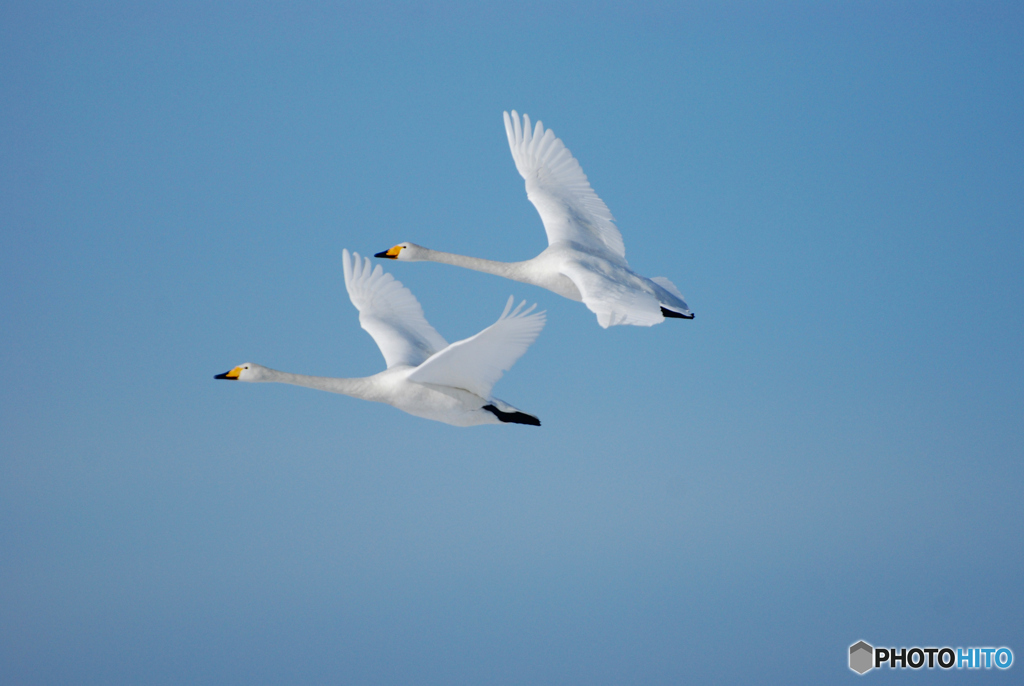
[375,110,694,328]
[342,248,449,369]
[215,250,545,427]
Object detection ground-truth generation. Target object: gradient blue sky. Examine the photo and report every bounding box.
[3,2,1022,683]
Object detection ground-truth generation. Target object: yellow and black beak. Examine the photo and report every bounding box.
[215,367,242,380]
[374,245,403,259]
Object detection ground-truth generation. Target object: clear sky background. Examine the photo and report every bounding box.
[2,2,1022,683]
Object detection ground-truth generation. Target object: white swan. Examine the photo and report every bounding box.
[215,250,546,427]
[375,110,694,328]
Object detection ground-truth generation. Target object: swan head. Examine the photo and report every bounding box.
[214,363,268,382]
[374,242,424,261]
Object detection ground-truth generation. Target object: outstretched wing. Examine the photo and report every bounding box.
[504,110,627,263]
[407,297,545,398]
[342,249,448,368]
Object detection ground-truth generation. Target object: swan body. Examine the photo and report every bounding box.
[216,250,545,427]
[376,111,694,328]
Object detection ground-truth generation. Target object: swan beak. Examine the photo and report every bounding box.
[374,245,402,259]
[215,367,242,380]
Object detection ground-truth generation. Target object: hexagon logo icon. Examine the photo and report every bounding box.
[850,641,874,674]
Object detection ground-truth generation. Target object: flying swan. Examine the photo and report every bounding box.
[215,250,545,427]
[375,110,694,328]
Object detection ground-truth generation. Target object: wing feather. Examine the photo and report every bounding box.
[342,249,448,368]
[504,110,627,262]
[407,296,545,398]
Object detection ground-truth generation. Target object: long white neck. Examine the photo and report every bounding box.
[258,367,378,401]
[412,246,583,302]
[416,247,526,281]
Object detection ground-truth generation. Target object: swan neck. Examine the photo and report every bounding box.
[261,368,372,399]
[421,248,519,278]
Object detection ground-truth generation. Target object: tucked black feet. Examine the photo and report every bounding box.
[482,404,541,426]
[661,307,694,319]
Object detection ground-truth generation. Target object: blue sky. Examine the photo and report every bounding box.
[2,2,1022,683]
